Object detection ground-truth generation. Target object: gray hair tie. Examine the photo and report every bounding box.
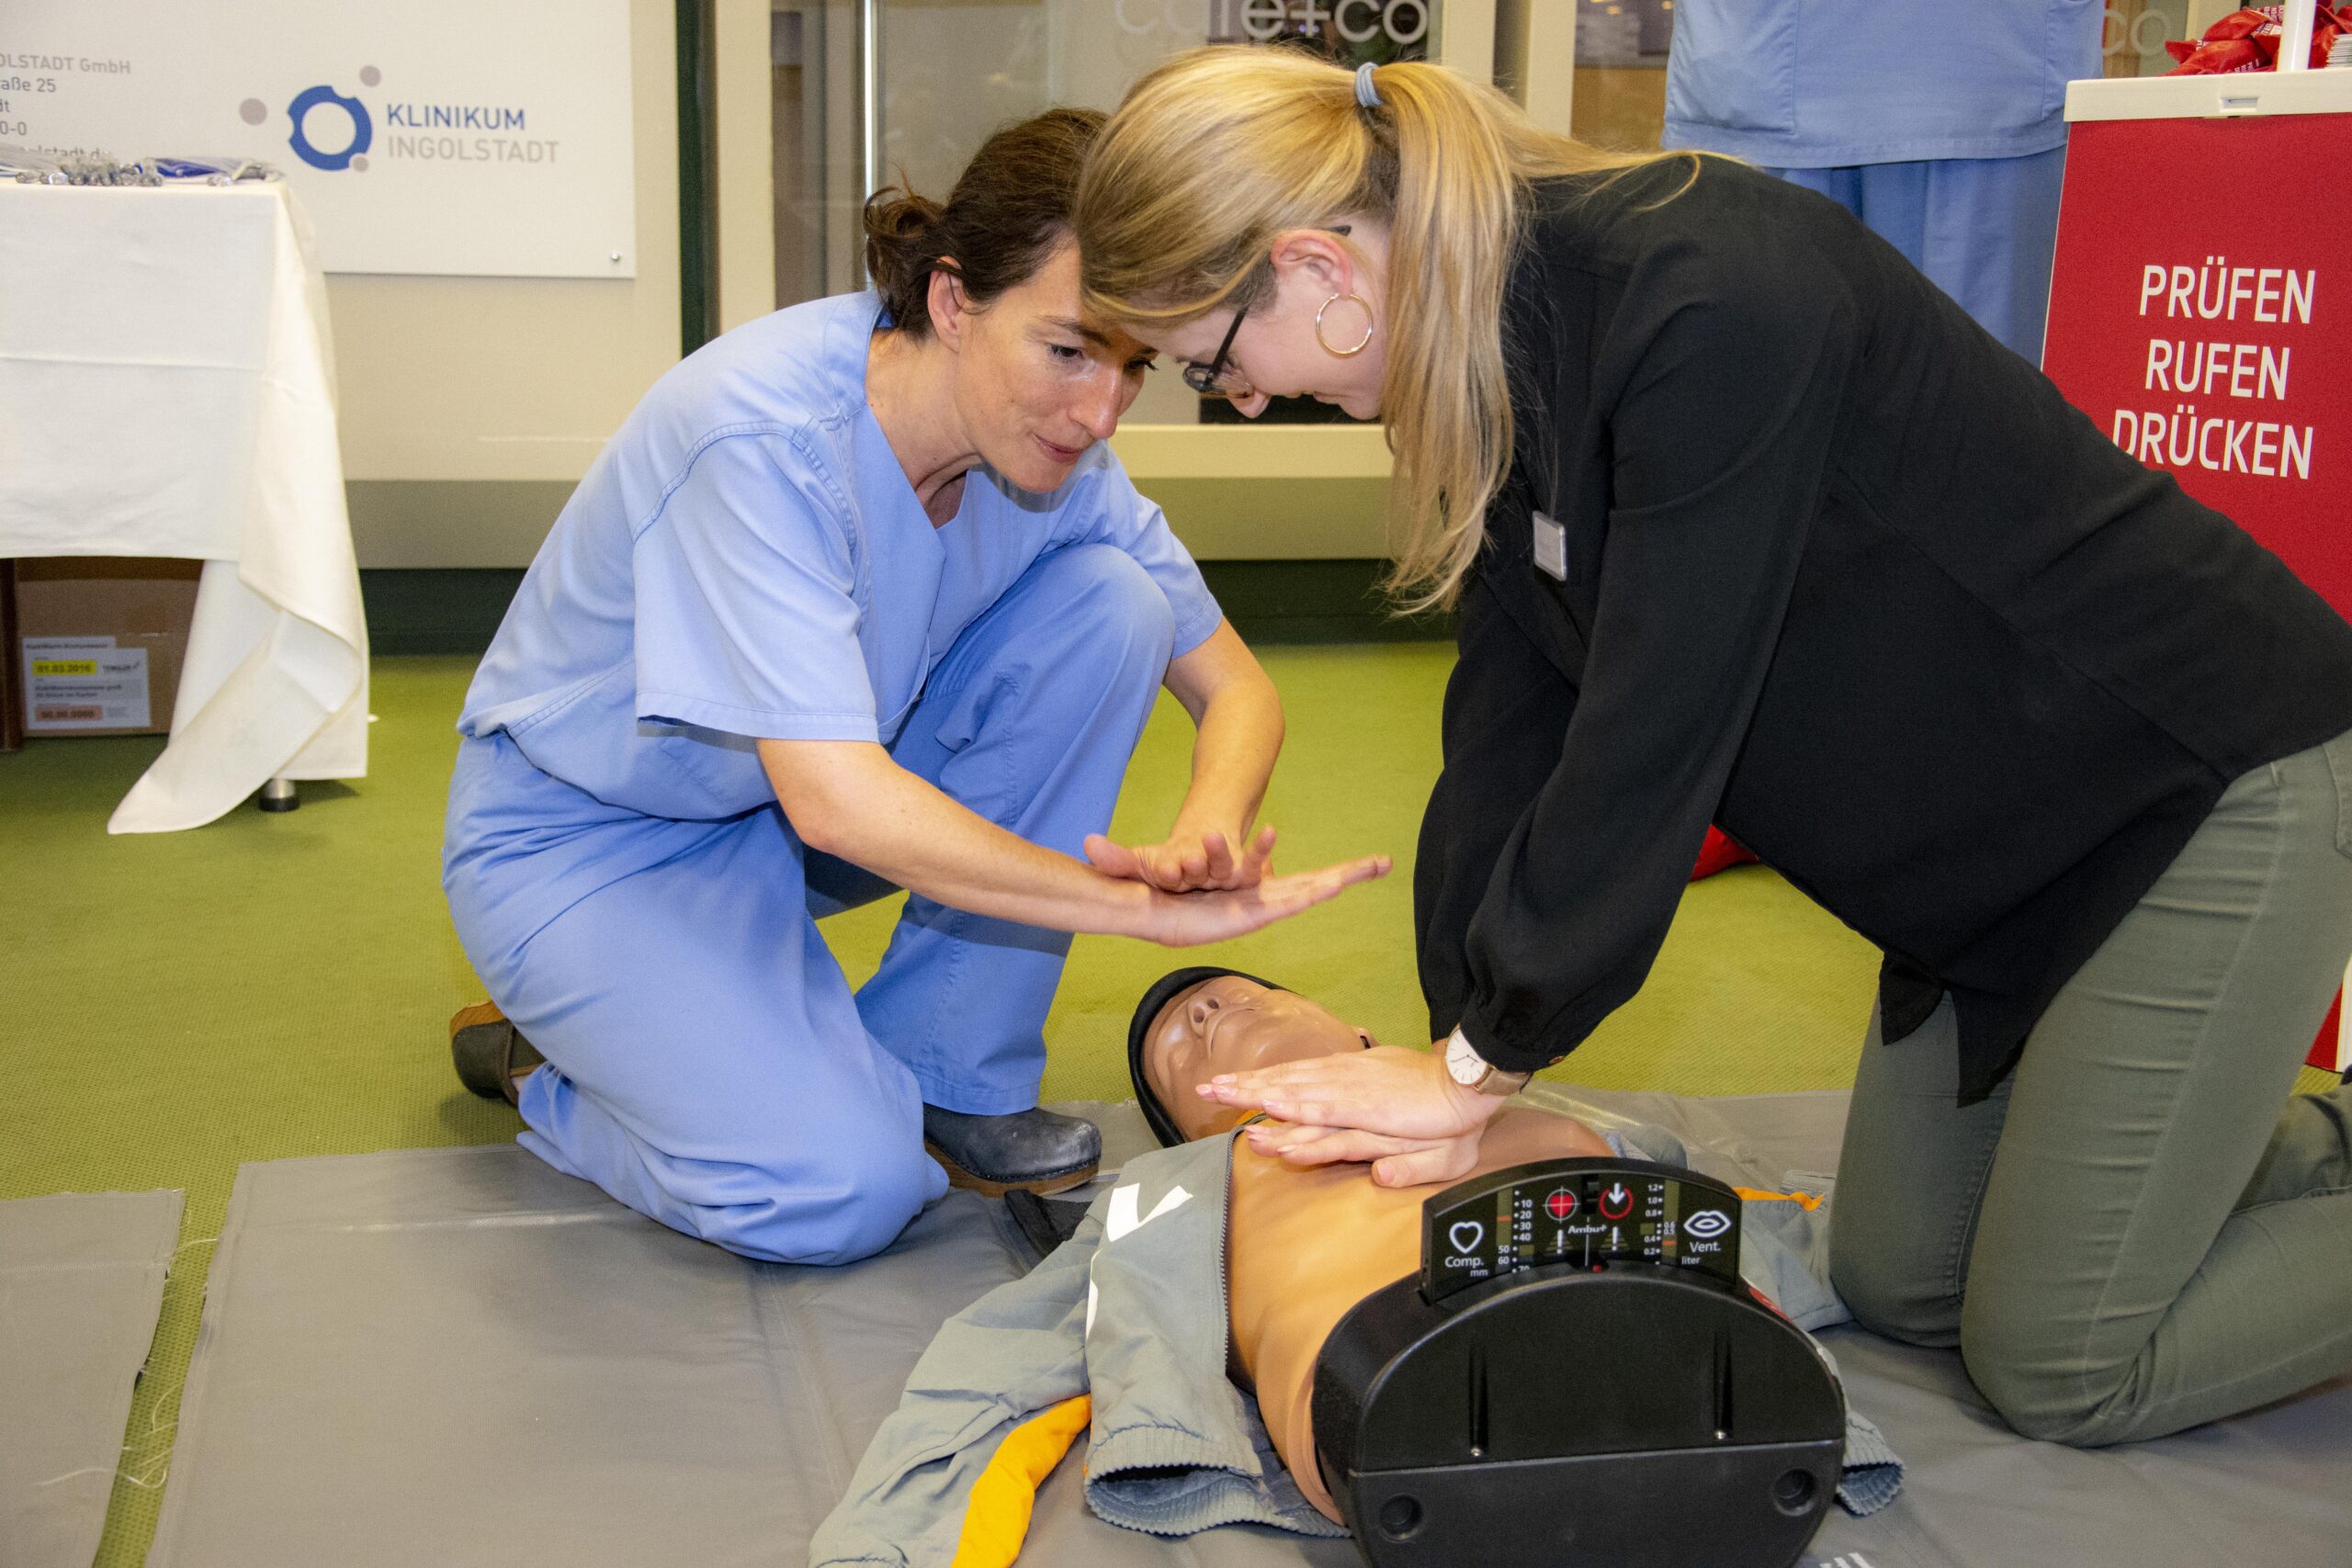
[1354,62,1383,108]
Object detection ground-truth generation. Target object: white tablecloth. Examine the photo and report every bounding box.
[0,181,367,832]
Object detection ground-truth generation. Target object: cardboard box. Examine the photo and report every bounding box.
[13,558,202,738]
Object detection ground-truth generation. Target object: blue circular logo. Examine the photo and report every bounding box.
[286,85,372,171]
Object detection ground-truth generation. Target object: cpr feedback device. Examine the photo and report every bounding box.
[1311,1158,1849,1568]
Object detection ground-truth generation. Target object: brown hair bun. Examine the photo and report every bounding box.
[862,106,1106,338]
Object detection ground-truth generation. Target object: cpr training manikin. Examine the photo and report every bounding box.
[808,968,1905,1568]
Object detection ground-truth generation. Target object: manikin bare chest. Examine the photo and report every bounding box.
[1225,1108,1613,1522]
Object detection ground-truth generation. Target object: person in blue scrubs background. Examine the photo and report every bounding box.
[441,108,1388,1267]
[1663,0,2105,361]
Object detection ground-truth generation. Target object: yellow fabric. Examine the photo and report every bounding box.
[1735,1185,1826,1211]
[948,1393,1093,1568]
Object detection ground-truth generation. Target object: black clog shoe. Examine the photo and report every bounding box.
[922,1104,1101,1197]
[449,1001,544,1107]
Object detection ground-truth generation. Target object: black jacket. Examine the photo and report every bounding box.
[1415,161,2352,1100]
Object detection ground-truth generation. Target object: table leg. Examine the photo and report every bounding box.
[258,776,300,813]
[1,559,21,753]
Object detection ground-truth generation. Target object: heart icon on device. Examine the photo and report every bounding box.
[1448,1220,1485,1255]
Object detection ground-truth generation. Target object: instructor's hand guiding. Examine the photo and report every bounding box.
[1085,823,1277,893]
[1118,850,1389,946]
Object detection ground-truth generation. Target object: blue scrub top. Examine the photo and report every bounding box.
[1662,0,2104,166]
[458,290,1223,823]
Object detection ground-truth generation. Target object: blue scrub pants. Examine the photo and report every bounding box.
[444,545,1176,1265]
[1762,146,2067,366]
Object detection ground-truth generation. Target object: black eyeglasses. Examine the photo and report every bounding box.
[1182,306,1251,398]
[1181,225,1350,400]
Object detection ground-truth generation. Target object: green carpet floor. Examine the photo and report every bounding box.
[5,647,2331,1567]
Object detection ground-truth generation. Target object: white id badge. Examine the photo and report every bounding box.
[1532,511,1567,581]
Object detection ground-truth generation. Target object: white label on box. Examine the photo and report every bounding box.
[24,637,151,731]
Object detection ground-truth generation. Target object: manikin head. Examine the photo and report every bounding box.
[1129,967,1373,1144]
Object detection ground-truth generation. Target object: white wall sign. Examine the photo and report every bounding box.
[0,0,637,277]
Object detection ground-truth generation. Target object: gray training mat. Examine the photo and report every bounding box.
[1,1189,184,1568]
[144,1111,1350,1568]
[1533,1087,2352,1568]
[146,1097,2349,1568]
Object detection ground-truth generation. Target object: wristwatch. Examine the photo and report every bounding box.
[1442,1026,1531,1096]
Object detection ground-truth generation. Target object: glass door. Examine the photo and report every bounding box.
[763,0,1468,423]
[770,1,872,309]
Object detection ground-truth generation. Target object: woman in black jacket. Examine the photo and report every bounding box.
[1075,47,2352,1446]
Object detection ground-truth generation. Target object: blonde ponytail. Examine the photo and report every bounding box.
[1076,49,1696,610]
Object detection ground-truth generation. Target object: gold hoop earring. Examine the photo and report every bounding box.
[1314,292,1375,356]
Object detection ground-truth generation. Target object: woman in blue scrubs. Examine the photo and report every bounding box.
[441,109,1387,1267]
[1661,0,2101,362]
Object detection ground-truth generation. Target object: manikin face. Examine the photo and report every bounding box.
[941,238,1158,492]
[1142,976,1374,1142]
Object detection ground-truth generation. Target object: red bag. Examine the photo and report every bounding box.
[2165,5,2352,73]
[1690,826,1758,882]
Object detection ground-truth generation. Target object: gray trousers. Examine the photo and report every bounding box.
[1829,731,2352,1445]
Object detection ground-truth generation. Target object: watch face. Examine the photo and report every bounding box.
[1444,1032,1483,1085]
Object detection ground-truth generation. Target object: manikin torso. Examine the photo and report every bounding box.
[1226,1110,1612,1522]
[1138,974,1611,1524]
